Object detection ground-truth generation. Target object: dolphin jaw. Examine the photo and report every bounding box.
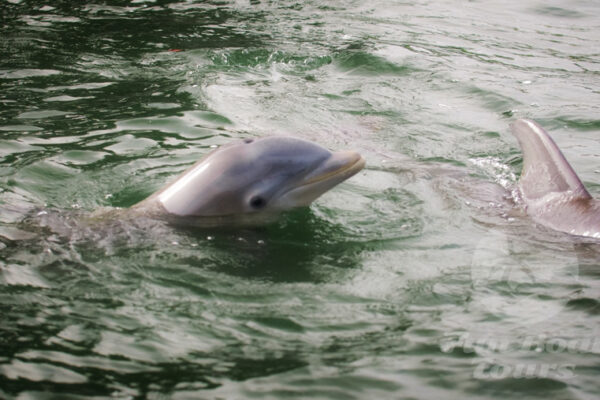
[273,151,365,208]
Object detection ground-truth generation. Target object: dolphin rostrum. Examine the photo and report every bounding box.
[132,136,365,219]
[511,119,600,238]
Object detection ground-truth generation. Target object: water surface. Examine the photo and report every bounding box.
[1,1,600,399]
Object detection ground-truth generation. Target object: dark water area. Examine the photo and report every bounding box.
[1,1,600,399]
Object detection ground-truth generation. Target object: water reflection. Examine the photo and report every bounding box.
[0,0,269,141]
[192,208,364,282]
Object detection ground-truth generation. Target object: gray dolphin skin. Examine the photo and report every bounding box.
[133,136,365,218]
[511,119,600,238]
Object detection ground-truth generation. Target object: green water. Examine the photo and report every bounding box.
[1,1,599,399]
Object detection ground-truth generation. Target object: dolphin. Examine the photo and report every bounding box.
[510,119,600,238]
[132,136,365,219]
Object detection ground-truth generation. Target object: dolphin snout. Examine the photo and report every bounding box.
[303,151,365,184]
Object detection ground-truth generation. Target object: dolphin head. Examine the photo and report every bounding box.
[149,136,365,217]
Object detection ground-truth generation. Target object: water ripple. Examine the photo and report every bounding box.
[1,0,599,398]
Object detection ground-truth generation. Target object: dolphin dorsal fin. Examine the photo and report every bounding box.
[510,119,591,201]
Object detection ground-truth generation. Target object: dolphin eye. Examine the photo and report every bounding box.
[249,195,267,209]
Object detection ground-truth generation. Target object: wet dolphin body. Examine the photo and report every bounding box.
[511,119,600,238]
[132,136,365,220]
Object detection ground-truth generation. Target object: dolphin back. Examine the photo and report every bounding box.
[510,119,600,238]
[510,119,591,202]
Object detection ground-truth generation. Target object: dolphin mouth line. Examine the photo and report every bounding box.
[297,154,366,188]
